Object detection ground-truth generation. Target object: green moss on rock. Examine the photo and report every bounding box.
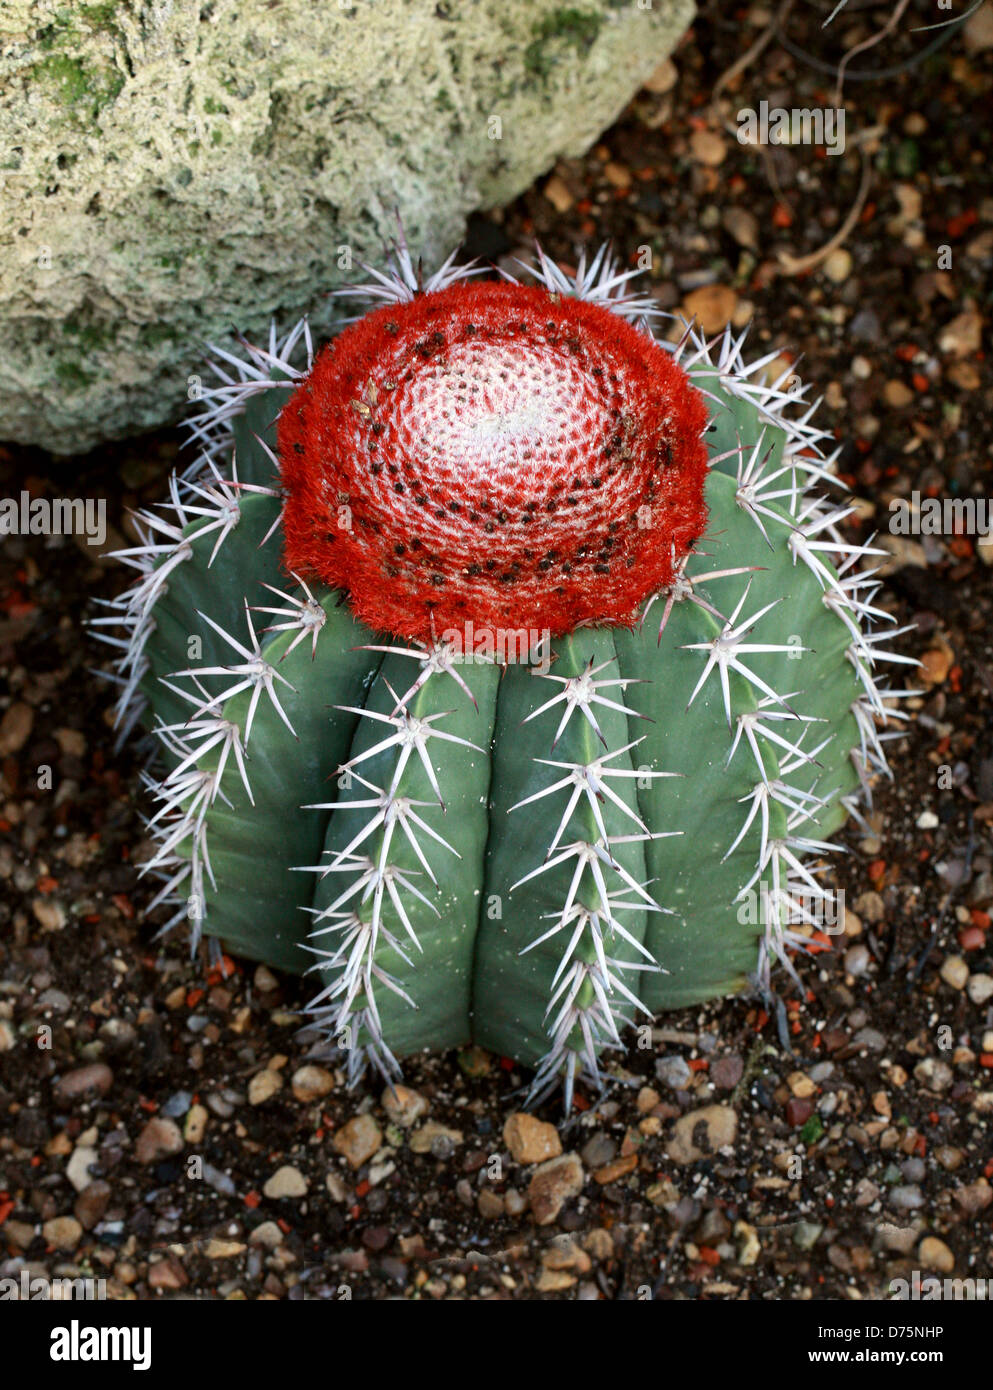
[524,8,603,81]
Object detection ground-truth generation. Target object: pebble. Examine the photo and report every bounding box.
[937,304,982,358]
[636,1086,660,1113]
[54,726,86,757]
[844,944,870,976]
[477,1189,504,1219]
[326,1172,348,1201]
[263,1164,308,1199]
[503,1112,561,1164]
[202,1163,237,1196]
[249,1221,285,1248]
[786,1097,815,1127]
[940,955,970,990]
[505,1188,527,1217]
[206,1092,237,1119]
[603,160,631,188]
[787,1071,816,1099]
[367,1157,395,1186]
[148,1256,188,1290]
[38,986,70,1010]
[667,1105,737,1164]
[32,897,66,931]
[248,1068,282,1105]
[161,1090,193,1118]
[853,891,885,924]
[850,309,882,343]
[0,701,34,754]
[204,1238,244,1259]
[333,1114,382,1169]
[580,1229,611,1263]
[543,1236,591,1273]
[710,1054,743,1090]
[43,1215,83,1250]
[882,379,914,409]
[689,129,726,166]
[643,57,678,94]
[581,1133,616,1168]
[593,1154,638,1185]
[948,360,981,390]
[381,1084,428,1129]
[889,1185,925,1211]
[919,647,952,686]
[253,964,280,993]
[965,2,993,51]
[823,248,852,283]
[793,1221,823,1250]
[735,1220,761,1266]
[543,175,573,214]
[74,1180,111,1230]
[535,1267,575,1292]
[855,1179,880,1207]
[54,1063,113,1105]
[135,1117,183,1165]
[721,207,758,250]
[681,284,738,336]
[291,1065,335,1103]
[528,1154,584,1226]
[184,1103,208,1144]
[916,810,939,830]
[953,1179,992,1215]
[408,1121,463,1155]
[966,972,993,1005]
[655,1054,692,1090]
[918,1236,954,1273]
[457,1046,492,1077]
[879,1224,920,1254]
[66,1144,99,1192]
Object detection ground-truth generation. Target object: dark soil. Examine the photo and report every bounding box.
[1,1,991,1300]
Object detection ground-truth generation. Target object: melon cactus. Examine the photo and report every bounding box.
[96,239,914,1105]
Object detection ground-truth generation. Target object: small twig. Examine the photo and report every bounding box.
[777,4,966,81]
[775,149,872,275]
[911,0,985,33]
[834,0,911,106]
[711,0,797,105]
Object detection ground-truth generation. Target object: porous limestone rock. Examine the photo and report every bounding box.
[0,0,693,452]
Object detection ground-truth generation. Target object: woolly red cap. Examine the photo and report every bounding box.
[278,280,709,642]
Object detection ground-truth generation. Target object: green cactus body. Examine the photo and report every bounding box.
[98,244,913,1104]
